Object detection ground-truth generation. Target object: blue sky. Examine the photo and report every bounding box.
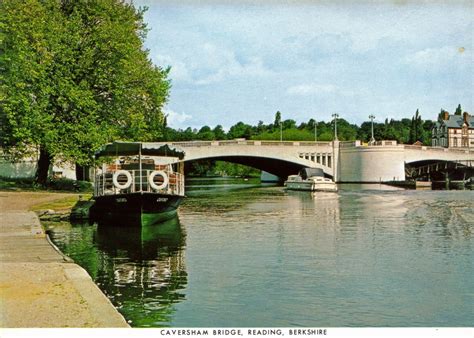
[135,1,472,130]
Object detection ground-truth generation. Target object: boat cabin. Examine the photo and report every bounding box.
[93,141,185,198]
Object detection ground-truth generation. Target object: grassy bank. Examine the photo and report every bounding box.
[29,193,92,213]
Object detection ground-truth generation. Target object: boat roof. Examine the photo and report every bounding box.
[95,141,185,159]
[299,167,324,179]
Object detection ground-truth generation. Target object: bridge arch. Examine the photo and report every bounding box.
[182,154,332,179]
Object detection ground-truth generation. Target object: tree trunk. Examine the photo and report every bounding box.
[35,146,52,186]
[75,164,90,181]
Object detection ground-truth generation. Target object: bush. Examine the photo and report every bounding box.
[0,176,93,192]
[47,178,93,192]
[0,176,36,190]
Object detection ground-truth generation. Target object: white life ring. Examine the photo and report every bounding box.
[148,170,169,190]
[112,170,132,190]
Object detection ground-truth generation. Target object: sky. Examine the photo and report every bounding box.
[135,0,473,130]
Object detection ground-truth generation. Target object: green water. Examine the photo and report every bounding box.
[45,179,474,327]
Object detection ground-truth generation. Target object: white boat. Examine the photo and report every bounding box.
[285,168,338,192]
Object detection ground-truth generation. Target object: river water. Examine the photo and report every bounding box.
[45,179,474,327]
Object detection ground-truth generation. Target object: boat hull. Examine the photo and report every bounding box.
[285,181,338,192]
[91,192,184,226]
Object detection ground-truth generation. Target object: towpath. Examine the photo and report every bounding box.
[0,191,129,327]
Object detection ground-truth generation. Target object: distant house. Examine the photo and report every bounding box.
[432,112,473,148]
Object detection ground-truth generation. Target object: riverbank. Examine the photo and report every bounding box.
[0,191,129,328]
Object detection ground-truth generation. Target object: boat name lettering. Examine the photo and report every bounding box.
[157,197,169,202]
[116,198,127,203]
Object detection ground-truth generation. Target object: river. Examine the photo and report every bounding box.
[44,179,474,327]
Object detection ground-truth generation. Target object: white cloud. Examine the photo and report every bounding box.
[153,44,273,86]
[405,46,470,68]
[153,54,192,82]
[286,84,337,96]
[165,108,192,128]
[194,44,273,85]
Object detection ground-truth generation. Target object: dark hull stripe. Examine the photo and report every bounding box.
[91,193,184,227]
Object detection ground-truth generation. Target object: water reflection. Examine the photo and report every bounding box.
[46,217,187,327]
[46,183,474,327]
[95,217,184,260]
[285,190,341,230]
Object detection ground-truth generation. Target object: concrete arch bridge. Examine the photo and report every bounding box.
[160,140,474,183]
[168,140,336,179]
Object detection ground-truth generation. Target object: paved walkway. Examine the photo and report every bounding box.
[0,192,129,327]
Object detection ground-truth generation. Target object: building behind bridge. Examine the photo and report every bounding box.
[432,111,473,148]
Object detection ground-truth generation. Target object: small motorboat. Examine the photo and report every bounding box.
[285,168,337,192]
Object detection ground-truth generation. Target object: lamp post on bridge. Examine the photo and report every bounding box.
[279,121,283,142]
[314,120,317,142]
[332,113,339,141]
[369,114,375,144]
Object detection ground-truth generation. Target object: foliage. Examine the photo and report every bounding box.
[47,178,93,192]
[0,176,36,191]
[227,121,254,139]
[184,160,259,177]
[273,111,282,131]
[409,109,425,144]
[213,161,260,177]
[0,175,92,192]
[0,0,170,184]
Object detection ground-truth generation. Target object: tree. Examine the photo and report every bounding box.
[196,126,215,140]
[212,125,226,140]
[454,104,462,115]
[273,111,282,130]
[228,121,253,139]
[0,0,170,185]
[409,109,424,144]
[282,119,296,130]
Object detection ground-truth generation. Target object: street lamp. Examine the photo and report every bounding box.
[369,114,375,144]
[332,113,339,141]
[280,121,283,142]
[314,120,318,142]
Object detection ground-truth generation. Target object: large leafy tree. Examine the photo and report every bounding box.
[0,0,170,184]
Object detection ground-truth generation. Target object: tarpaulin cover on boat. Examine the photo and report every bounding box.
[95,141,185,159]
[299,167,324,179]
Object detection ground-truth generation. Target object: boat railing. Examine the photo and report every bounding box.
[94,169,185,197]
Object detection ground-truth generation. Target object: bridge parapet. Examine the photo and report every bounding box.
[339,140,397,148]
[403,144,474,154]
[169,140,333,147]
